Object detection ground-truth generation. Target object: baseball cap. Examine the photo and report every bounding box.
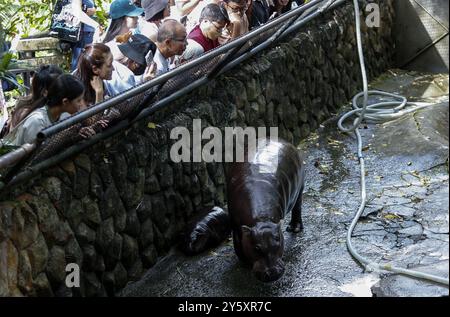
[110,0,145,20]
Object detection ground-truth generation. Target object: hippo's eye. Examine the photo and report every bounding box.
[255,245,262,253]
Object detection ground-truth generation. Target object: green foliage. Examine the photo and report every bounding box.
[0,52,25,92]
[0,52,12,71]
[0,0,111,41]
[0,0,112,91]
[95,4,110,27]
[0,0,58,39]
[0,143,19,155]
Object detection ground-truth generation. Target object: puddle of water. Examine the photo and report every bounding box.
[338,274,380,297]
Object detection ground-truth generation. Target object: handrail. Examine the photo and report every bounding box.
[221,0,345,73]
[0,0,347,192]
[36,0,327,141]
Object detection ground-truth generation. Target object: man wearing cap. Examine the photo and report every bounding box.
[102,0,144,59]
[139,0,171,42]
[154,19,187,75]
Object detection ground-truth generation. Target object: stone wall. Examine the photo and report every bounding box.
[0,0,395,296]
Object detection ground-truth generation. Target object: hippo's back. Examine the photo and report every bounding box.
[227,138,305,227]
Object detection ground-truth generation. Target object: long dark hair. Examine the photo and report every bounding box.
[46,74,85,108]
[74,43,111,105]
[10,65,63,128]
[102,17,126,43]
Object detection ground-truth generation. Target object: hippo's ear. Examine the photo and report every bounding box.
[241,225,252,236]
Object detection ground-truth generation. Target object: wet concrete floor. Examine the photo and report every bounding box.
[121,70,449,297]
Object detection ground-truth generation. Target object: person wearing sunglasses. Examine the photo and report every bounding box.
[179,0,220,34]
[179,3,230,63]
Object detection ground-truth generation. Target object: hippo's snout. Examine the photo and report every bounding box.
[253,259,285,282]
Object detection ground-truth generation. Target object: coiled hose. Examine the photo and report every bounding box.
[337,0,449,286]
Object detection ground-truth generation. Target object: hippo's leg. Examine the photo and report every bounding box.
[287,189,303,233]
[232,230,247,263]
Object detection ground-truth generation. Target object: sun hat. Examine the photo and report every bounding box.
[118,34,156,65]
[141,0,169,21]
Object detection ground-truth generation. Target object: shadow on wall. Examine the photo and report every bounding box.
[394,0,449,73]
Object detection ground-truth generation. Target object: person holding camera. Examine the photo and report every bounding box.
[117,34,158,81]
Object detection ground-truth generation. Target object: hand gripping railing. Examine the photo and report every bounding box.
[0,0,347,191]
[35,0,329,142]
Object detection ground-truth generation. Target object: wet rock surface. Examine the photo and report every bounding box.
[0,0,396,296]
[121,71,449,297]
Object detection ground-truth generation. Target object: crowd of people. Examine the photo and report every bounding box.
[1,0,309,148]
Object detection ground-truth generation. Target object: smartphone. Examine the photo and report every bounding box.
[145,50,154,66]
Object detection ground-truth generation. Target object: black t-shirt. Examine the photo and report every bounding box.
[250,0,271,29]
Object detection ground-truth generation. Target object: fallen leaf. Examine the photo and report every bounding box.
[411,170,420,177]
[383,213,402,221]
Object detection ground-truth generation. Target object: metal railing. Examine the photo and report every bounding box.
[38,0,327,140]
[0,0,347,192]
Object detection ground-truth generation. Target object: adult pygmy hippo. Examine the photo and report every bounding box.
[227,138,306,282]
[179,206,231,255]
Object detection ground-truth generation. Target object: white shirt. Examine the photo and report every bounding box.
[105,40,125,61]
[5,106,53,146]
[179,39,204,62]
[154,48,170,76]
[139,21,159,42]
[104,61,140,97]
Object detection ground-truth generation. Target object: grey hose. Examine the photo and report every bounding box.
[337,0,449,286]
